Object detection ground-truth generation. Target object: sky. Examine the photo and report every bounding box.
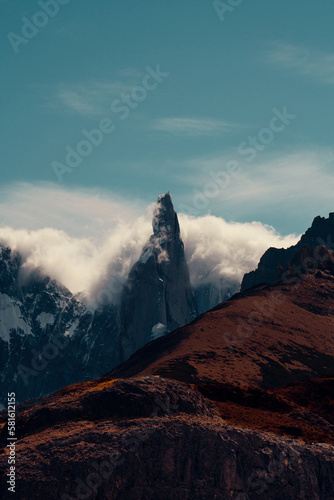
[1,0,334,293]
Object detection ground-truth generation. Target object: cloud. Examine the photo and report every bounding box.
[0,183,153,295]
[152,117,236,136]
[0,182,147,238]
[0,183,300,304]
[267,41,334,85]
[39,71,142,116]
[179,214,299,289]
[56,81,132,116]
[0,223,153,300]
[219,150,334,208]
[173,148,334,226]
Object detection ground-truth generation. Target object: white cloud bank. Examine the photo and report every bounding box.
[179,214,299,289]
[0,184,299,300]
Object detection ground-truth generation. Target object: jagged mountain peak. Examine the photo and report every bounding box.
[301,211,334,244]
[157,190,172,205]
[241,211,334,291]
[120,192,196,358]
[152,191,180,239]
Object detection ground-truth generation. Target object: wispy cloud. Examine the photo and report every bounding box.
[39,69,142,116]
[177,148,334,224]
[152,117,236,136]
[56,81,133,116]
[268,41,334,84]
[227,150,334,205]
[0,182,148,238]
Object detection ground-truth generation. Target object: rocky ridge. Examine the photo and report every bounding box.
[241,212,334,291]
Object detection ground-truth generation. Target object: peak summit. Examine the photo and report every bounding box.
[241,211,334,292]
[153,192,180,237]
[157,191,172,205]
[302,213,334,244]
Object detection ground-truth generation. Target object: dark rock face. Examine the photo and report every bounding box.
[0,245,21,294]
[241,246,297,291]
[241,213,334,292]
[0,376,333,500]
[301,212,334,245]
[0,243,84,404]
[194,281,239,315]
[120,192,197,359]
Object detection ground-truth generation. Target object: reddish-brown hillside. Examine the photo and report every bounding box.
[1,376,333,499]
[110,264,334,389]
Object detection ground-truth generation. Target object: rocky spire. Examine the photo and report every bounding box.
[152,191,180,237]
[120,192,197,360]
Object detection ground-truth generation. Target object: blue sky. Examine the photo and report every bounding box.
[1,0,334,236]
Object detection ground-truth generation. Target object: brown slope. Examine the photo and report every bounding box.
[195,376,334,445]
[110,265,334,389]
[1,376,334,500]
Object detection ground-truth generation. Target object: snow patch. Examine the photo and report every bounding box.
[151,323,167,341]
[139,247,153,265]
[36,312,55,329]
[0,293,33,342]
[64,319,79,338]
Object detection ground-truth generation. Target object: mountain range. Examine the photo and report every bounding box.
[1,194,334,499]
[1,196,334,406]
[0,220,333,498]
[0,192,227,405]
